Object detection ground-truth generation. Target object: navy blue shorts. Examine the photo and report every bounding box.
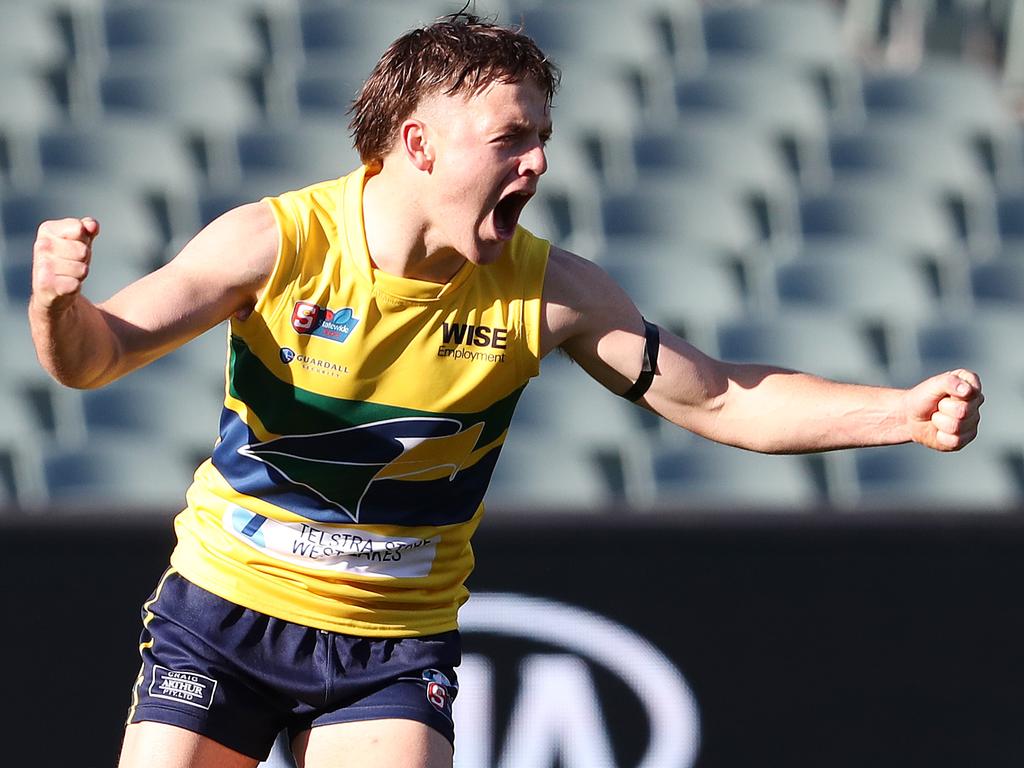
[127,571,461,761]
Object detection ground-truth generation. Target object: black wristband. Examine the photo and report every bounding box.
[621,320,660,402]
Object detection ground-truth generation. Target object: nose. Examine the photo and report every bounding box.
[520,141,547,178]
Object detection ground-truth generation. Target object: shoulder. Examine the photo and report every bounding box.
[541,245,640,355]
[163,200,279,311]
[543,246,633,318]
[181,200,278,273]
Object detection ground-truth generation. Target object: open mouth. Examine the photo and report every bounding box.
[493,191,532,240]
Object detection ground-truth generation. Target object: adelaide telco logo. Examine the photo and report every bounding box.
[454,594,701,768]
[291,301,359,343]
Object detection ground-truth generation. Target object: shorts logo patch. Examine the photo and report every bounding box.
[149,666,218,710]
[427,682,448,711]
[422,668,456,715]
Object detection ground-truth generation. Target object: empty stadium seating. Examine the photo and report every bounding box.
[1,0,1022,517]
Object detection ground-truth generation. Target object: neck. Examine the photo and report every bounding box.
[362,164,466,284]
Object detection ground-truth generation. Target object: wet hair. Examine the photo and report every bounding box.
[349,12,560,164]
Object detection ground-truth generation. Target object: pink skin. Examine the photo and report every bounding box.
[424,79,551,264]
[364,79,552,283]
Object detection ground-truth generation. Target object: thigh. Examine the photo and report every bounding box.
[293,719,452,768]
[118,721,259,768]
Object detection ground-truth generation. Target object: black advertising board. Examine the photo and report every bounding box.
[1,511,1023,767]
[462,513,1024,768]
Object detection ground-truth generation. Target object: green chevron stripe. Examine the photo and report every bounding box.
[227,335,523,443]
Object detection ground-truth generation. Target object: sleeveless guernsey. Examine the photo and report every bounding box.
[169,166,550,636]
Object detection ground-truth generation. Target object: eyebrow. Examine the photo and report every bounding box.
[498,118,554,136]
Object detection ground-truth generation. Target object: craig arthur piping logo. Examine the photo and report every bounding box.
[291,301,360,343]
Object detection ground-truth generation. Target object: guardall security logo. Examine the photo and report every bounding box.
[437,322,509,363]
[280,347,350,377]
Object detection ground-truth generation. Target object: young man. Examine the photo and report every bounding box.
[29,13,982,768]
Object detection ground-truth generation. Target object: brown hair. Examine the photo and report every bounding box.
[349,12,560,164]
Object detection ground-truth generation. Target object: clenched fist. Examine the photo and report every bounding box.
[31,217,100,312]
[904,369,984,451]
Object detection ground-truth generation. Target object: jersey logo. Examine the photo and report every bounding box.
[238,417,486,523]
[291,301,360,343]
[440,322,509,349]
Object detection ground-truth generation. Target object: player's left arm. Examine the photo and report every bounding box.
[540,246,983,453]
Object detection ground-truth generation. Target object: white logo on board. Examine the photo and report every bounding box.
[454,593,701,768]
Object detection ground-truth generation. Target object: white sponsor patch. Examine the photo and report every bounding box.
[224,507,439,578]
[149,667,218,710]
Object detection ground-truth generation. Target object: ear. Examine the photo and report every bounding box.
[399,118,434,172]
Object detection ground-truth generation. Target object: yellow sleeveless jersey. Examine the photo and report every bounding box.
[170,166,550,637]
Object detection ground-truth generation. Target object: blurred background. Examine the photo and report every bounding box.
[3,2,1024,767]
[2,0,1024,515]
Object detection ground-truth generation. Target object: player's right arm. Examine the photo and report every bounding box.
[29,202,279,389]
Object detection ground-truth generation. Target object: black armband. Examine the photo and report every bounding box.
[621,319,660,402]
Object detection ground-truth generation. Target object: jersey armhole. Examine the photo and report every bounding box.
[250,193,304,326]
[515,229,549,381]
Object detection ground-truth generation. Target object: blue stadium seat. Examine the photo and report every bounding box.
[298,3,451,74]
[701,0,848,69]
[233,122,361,194]
[647,433,821,511]
[41,435,198,512]
[35,120,202,238]
[508,0,704,73]
[485,428,615,512]
[0,388,46,507]
[798,178,969,273]
[629,118,800,243]
[94,64,264,133]
[2,254,148,310]
[521,5,670,62]
[530,130,604,249]
[0,4,70,72]
[773,253,940,325]
[848,443,1020,511]
[37,120,201,195]
[862,59,1023,187]
[914,309,1024,381]
[0,306,89,450]
[92,64,264,186]
[94,1,268,73]
[77,374,222,460]
[699,0,863,124]
[286,66,371,123]
[970,258,1024,308]
[862,59,1013,136]
[828,121,999,258]
[601,178,764,256]
[600,245,749,352]
[674,61,831,187]
[1,182,168,270]
[717,310,889,385]
[996,191,1024,246]
[0,71,68,190]
[144,323,232,394]
[775,245,949,374]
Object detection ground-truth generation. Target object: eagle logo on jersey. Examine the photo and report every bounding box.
[238,417,487,524]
